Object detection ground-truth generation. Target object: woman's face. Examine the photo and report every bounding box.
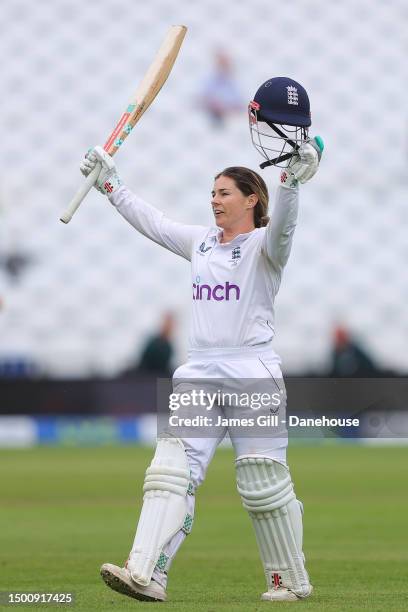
[211,175,256,229]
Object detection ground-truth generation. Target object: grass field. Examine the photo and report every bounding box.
[1,444,408,611]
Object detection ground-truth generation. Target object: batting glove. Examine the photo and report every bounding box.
[280,136,324,188]
[80,146,122,196]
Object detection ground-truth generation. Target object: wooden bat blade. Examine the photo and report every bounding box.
[104,25,187,156]
[60,25,187,224]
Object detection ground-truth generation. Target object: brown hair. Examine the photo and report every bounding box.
[214,166,269,228]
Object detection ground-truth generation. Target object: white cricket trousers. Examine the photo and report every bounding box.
[152,343,288,588]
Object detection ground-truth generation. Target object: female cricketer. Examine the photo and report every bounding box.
[80,77,323,603]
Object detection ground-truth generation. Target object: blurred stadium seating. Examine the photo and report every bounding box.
[0,0,406,379]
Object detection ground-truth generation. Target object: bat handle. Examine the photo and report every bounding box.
[60,164,101,224]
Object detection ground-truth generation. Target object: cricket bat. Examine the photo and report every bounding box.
[60,25,187,224]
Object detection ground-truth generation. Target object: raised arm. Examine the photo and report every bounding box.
[79,146,205,261]
[262,185,298,273]
[261,136,324,274]
[109,185,205,261]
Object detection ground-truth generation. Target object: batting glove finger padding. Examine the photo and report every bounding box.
[80,157,97,177]
[290,145,317,183]
[92,145,116,169]
[82,145,122,196]
[79,148,100,176]
[280,136,324,188]
[292,136,324,183]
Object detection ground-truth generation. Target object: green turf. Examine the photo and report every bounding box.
[1,444,408,611]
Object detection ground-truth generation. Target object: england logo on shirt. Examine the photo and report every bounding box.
[229,246,241,266]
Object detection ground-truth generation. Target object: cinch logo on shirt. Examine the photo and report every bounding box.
[193,281,241,301]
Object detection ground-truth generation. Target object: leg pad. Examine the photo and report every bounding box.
[127,437,193,586]
[236,455,311,598]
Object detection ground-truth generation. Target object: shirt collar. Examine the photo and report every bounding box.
[211,227,259,245]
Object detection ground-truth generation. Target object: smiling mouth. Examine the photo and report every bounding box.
[213,210,224,216]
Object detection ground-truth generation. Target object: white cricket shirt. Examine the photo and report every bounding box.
[109,184,298,350]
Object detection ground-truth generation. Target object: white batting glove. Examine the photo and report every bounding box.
[80,146,122,196]
[280,136,324,188]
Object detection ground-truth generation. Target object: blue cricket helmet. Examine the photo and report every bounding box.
[249,77,311,168]
[252,77,311,128]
